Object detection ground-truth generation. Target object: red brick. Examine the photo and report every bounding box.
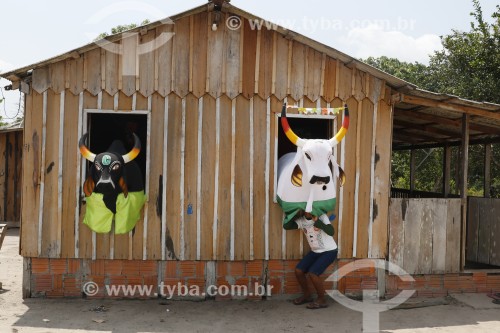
[234,277,249,288]
[90,260,105,275]
[140,261,157,276]
[337,277,346,294]
[46,290,65,298]
[122,260,141,276]
[386,276,398,291]
[195,261,205,277]
[108,276,127,286]
[229,262,245,276]
[87,275,105,286]
[63,277,82,295]
[345,277,362,287]
[267,277,282,294]
[34,274,52,291]
[180,261,196,277]
[284,260,300,271]
[284,283,301,294]
[53,275,63,290]
[162,278,182,290]
[127,276,144,286]
[104,260,122,275]
[67,260,81,274]
[361,277,378,289]
[31,258,50,273]
[50,259,68,274]
[246,261,263,277]
[186,278,205,290]
[398,279,415,290]
[164,261,178,277]
[144,275,158,287]
[417,290,435,298]
[267,260,284,272]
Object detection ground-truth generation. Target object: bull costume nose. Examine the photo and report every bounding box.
[310,176,330,184]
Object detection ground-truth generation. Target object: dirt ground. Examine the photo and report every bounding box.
[1,228,500,333]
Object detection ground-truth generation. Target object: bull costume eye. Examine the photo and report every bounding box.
[305,152,312,160]
[95,163,102,171]
[112,164,121,171]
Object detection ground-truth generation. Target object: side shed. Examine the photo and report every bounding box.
[0,121,22,228]
[2,1,500,298]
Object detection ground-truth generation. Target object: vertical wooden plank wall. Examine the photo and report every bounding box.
[20,9,394,261]
[0,130,23,224]
[389,198,461,274]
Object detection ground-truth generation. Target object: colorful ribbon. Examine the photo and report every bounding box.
[286,105,345,115]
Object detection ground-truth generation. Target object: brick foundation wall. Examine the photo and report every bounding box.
[28,258,379,299]
[29,258,500,299]
[386,272,500,298]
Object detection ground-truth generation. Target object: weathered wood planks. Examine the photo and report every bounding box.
[389,198,462,274]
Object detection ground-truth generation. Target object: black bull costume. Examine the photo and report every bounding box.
[79,133,146,234]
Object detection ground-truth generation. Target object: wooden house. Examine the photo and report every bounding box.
[2,1,500,298]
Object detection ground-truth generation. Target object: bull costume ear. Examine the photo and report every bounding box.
[83,177,95,197]
[119,177,129,198]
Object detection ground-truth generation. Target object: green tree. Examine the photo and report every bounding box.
[428,0,500,103]
[94,19,151,41]
[363,1,500,104]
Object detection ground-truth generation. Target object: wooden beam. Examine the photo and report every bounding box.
[394,127,445,142]
[460,113,469,270]
[401,94,500,121]
[393,135,500,151]
[410,149,416,193]
[394,119,460,138]
[394,109,500,136]
[484,143,491,198]
[443,145,451,197]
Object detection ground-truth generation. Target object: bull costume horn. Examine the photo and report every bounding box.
[280,104,307,147]
[79,133,141,163]
[328,104,349,147]
[122,133,141,163]
[79,134,96,162]
[280,103,349,147]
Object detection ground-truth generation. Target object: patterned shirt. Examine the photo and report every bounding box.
[295,215,338,253]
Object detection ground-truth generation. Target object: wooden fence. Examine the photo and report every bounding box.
[467,197,500,266]
[0,130,22,226]
[389,198,461,274]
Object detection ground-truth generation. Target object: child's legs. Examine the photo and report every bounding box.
[295,251,321,297]
[308,249,338,302]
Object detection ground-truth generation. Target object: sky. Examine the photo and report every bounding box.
[0,0,498,120]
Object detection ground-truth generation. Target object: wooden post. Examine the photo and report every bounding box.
[443,145,451,197]
[23,257,31,299]
[484,143,491,198]
[460,114,469,270]
[410,149,416,195]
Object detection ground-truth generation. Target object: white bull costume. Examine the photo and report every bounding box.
[277,103,349,226]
